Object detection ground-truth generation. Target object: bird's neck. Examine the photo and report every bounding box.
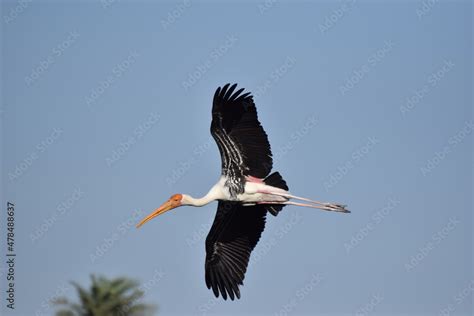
[183,193,214,207]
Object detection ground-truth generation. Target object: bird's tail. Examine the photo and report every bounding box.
[263,172,289,216]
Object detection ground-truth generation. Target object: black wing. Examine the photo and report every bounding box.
[210,83,273,196]
[205,201,267,300]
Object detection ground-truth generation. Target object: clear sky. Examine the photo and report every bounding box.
[1,0,472,315]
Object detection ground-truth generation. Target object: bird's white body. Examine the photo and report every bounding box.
[182,176,288,207]
[239,179,288,205]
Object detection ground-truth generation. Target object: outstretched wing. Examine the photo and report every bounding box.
[204,201,267,300]
[210,83,273,195]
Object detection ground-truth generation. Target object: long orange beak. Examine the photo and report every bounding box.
[136,200,178,228]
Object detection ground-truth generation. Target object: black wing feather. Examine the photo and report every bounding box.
[204,201,266,300]
[211,84,273,184]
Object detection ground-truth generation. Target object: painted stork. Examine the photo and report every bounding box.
[137,83,349,300]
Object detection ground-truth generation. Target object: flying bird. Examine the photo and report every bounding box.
[137,83,349,300]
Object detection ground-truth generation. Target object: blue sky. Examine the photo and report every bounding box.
[1,0,472,315]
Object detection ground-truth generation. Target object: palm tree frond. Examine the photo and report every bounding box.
[54,275,157,316]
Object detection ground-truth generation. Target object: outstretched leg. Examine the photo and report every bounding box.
[257,189,349,213]
[260,201,349,213]
[285,201,349,213]
[280,193,347,211]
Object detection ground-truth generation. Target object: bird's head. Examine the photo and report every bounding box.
[136,193,183,228]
